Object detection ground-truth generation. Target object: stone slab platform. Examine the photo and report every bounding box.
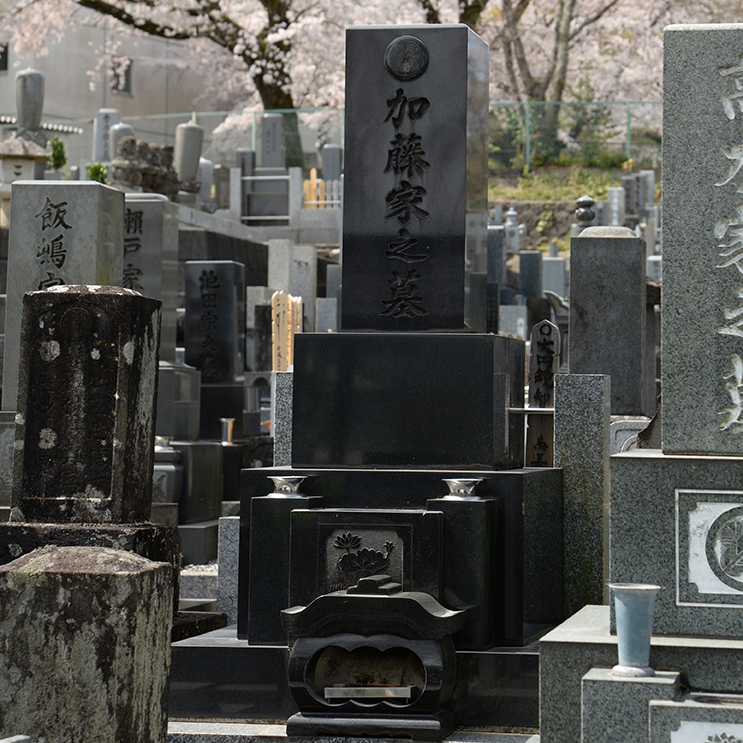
[169,626,541,728]
[539,605,743,743]
[167,722,539,743]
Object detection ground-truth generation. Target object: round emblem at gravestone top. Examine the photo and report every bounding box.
[384,36,429,81]
[706,506,743,591]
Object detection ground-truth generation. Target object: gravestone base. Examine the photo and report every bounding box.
[170,441,223,524]
[157,361,201,441]
[168,625,540,727]
[240,466,563,648]
[285,711,454,741]
[0,521,181,605]
[611,450,743,637]
[650,692,743,740]
[292,333,525,470]
[539,605,743,743]
[200,382,246,440]
[581,668,680,743]
[179,519,219,566]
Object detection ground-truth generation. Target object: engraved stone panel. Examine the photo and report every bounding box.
[2,181,124,410]
[341,25,489,331]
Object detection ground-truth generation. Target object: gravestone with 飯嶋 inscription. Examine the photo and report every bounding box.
[2,180,124,411]
[341,25,489,332]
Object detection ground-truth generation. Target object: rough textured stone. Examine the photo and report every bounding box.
[581,668,680,743]
[0,546,172,742]
[554,374,610,614]
[539,605,743,743]
[217,516,239,625]
[610,449,743,638]
[10,286,161,524]
[568,226,649,415]
[2,181,125,410]
[662,24,743,454]
[0,521,181,609]
[271,371,293,467]
[650,693,743,741]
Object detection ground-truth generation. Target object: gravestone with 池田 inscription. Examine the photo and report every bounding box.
[184,260,245,384]
[341,25,489,332]
[184,260,247,440]
[123,193,178,362]
[1,181,124,412]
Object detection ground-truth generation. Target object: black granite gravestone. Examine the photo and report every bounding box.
[341,25,489,332]
[170,25,564,734]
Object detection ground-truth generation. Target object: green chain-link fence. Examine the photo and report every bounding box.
[10,101,661,174]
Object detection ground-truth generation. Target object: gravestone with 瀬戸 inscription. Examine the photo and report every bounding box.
[2,181,124,411]
[123,193,179,362]
[341,25,489,332]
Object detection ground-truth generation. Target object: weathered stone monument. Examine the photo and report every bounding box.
[540,23,743,743]
[0,546,173,742]
[0,286,180,591]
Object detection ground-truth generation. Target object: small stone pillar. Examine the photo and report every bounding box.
[15,68,44,146]
[0,545,173,742]
[174,120,204,206]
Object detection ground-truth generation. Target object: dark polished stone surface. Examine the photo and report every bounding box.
[286,712,455,741]
[288,509,443,610]
[199,382,246,440]
[341,26,489,332]
[292,333,525,470]
[240,467,563,647]
[168,626,540,728]
[185,260,245,383]
[427,498,497,650]
[245,495,323,644]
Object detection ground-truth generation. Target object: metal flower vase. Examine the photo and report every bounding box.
[609,583,661,677]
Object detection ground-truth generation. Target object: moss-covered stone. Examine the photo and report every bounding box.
[0,545,172,742]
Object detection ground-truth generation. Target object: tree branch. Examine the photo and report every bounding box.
[569,0,621,41]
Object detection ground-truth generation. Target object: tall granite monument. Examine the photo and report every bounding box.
[539,23,743,743]
[341,25,489,332]
[170,25,564,737]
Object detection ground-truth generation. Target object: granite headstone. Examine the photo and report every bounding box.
[341,25,489,332]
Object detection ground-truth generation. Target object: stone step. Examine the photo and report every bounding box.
[166,721,539,743]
